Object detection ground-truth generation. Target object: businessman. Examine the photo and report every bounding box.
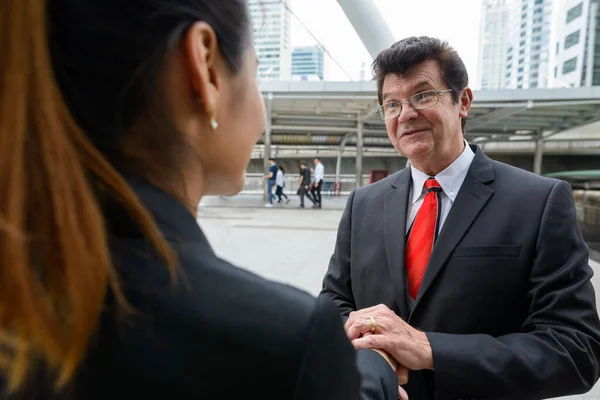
[322,36,600,399]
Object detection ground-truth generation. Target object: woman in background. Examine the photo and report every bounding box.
[0,0,398,399]
[276,165,290,204]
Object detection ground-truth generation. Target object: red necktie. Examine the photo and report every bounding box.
[405,178,442,299]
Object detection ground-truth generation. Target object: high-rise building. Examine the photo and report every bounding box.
[291,46,324,81]
[478,0,511,89]
[504,0,554,89]
[248,0,292,81]
[551,0,600,87]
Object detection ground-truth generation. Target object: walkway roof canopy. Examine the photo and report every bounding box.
[258,81,600,147]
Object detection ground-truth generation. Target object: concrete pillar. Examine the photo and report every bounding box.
[263,93,273,201]
[336,132,354,184]
[534,137,544,175]
[356,120,364,189]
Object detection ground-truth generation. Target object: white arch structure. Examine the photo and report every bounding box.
[336,0,395,59]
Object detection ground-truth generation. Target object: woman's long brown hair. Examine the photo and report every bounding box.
[0,0,175,392]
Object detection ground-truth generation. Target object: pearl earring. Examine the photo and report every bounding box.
[210,116,218,130]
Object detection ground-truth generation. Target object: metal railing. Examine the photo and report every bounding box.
[574,190,600,227]
[241,173,369,195]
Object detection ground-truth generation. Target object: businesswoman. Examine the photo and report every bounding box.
[0,0,396,398]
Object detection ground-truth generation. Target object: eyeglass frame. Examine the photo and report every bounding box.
[376,89,454,121]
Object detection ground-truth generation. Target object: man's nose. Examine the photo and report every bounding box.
[397,103,418,124]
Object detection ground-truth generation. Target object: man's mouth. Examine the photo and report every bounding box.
[399,129,427,138]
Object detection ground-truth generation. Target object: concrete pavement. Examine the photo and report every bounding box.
[199,193,349,210]
[198,201,600,399]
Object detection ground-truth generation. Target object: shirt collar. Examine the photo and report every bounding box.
[410,140,475,204]
[410,167,430,205]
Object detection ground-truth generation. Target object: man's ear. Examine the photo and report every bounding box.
[183,21,221,119]
[459,87,473,118]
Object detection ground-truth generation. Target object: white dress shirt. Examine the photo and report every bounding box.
[314,162,325,182]
[406,142,475,234]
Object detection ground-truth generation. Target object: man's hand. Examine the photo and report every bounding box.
[345,304,434,371]
[371,348,398,371]
[370,348,409,400]
[398,384,409,400]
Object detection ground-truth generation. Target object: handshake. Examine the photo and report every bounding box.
[344,304,435,400]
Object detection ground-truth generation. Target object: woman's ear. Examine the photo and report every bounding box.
[183,21,221,121]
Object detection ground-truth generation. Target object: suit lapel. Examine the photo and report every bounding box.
[384,168,411,319]
[411,146,496,315]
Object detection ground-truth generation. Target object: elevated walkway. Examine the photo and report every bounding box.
[257,83,600,201]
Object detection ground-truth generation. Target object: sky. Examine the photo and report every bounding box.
[289,0,484,87]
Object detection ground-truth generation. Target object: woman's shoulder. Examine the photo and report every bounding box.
[85,239,353,398]
[184,249,318,325]
[113,238,320,338]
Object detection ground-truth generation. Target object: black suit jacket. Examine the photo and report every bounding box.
[322,145,600,400]
[4,178,396,399]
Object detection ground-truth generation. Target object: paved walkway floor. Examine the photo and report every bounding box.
[198,201,600,400]
[200,193,348,210]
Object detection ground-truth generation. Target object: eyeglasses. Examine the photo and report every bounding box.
[377,89,453,121]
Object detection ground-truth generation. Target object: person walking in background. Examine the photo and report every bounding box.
[0,0,399,398]
[298,161,315,209]
[311,157,325,209]
[264,158,277,208]
[275,165,290,204]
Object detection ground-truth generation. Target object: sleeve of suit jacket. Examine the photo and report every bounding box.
[427,180,600,399]
[321,191,356,320]
[293,293,397,400]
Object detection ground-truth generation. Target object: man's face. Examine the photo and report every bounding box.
[314,159,319,165]
[381,60,471,169]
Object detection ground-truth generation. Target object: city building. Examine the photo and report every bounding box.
[291,45,325,81]
[551,0,600,87]
[478,0,511,89]
[504,0,554,89]
[248,0,292,81]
